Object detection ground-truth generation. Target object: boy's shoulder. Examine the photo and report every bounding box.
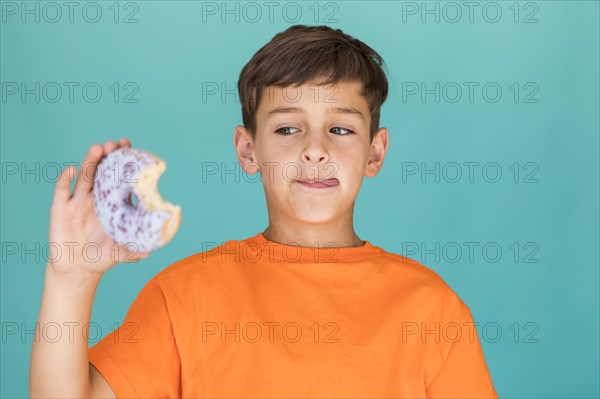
[377,249,470,310]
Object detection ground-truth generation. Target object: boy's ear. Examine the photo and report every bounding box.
[365,127,389,178]
[234,125,260,174]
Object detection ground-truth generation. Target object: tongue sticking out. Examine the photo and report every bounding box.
[322,178,339,186]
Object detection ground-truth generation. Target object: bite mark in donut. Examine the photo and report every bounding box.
[92,147,181,252]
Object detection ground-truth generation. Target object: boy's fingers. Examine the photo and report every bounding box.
[103,140,117,154]
[73,144,103,197]
[52,165,76,206]
[117,137,132,148]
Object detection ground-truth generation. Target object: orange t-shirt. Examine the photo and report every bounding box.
[88,233,499,398]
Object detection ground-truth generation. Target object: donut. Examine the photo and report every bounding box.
[92,147,181,253]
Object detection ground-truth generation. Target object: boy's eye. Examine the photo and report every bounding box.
[330,127,355,135]
[274,127,355,135]
[275,127,299,135]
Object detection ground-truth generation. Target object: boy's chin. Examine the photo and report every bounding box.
[292,208,340,224]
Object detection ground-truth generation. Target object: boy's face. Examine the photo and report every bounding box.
[234,78,388,227]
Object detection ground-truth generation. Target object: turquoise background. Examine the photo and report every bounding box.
[1,1,598,397]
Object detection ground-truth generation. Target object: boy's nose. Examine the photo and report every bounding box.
[302,152,327,163]
[301,131,329,164]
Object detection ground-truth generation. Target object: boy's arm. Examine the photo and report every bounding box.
[424,302,499,398]
[30,265,107,398]
[30,140,147,398]
[87,275,182,398]
[90,363,117,399]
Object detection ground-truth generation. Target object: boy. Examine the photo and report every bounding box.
[30,25,498,398]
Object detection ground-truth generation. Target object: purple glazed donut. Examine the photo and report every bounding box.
[92,147,181,252]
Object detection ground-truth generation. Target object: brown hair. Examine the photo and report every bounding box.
[237,25,389,143]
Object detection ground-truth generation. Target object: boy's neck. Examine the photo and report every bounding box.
[262,221,364,249]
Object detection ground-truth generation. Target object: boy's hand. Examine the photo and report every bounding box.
[47,138,151,278]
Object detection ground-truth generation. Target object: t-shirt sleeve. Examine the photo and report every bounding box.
[425,300,499,399]
[88,276,181,398]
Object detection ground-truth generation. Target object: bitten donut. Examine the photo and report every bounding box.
[92,147,181,252]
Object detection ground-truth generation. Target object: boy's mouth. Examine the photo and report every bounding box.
[296,178,339,188]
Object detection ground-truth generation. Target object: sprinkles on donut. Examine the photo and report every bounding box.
[92,147,181,252]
